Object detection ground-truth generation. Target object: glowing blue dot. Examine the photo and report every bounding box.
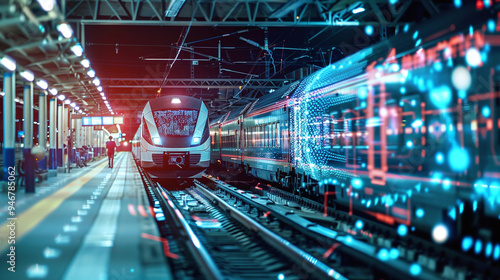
[429,85,452,108]
[458,90,467,99]
[469,25,474,36]
[400,87,406,94]
[409,264,421,276]
[399,101,404,106]
[411,100,416,106]
[130,268,135,273]
[360,101,367,108]
[351,178,363,189]
[435,152,444,164]
[475,239,483,254]
[411,119,423,128]
[466,48,482,67]
[488,19,496,32]
[448,147,470,172]
[494,244,500,260]
[391,64,400,72]
[443,179,451,190]
[403,24,409,33]
[358,87,368,99]
[278,273,285,280]
[355,220,364,230]
[486,242,493,257]
[389,248,400,259]
[365,25,374,36]
[346,236,353,243]
[462,236,473,251]
[415,38,422,47]
[412,31,419,40]
[397,224,408,236]
[485,0,491,8]
[389,0,398,4]
[482,106,491,117]
[377,248,389,261]
[433,61,443,72]
[406,141,413,148]
[454,0,462,8]
[366,200,371,207]
[361,163,366,168]
[416,208,424,218]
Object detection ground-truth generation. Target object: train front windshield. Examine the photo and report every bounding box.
[153,109,199,137]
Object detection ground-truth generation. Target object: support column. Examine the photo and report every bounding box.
[38,92,47,171]
[75,118,82,149]
[63,105,69,172]
[2,72,15,184]
[23,84,35,193]
[49,98,57,176]
[57,103,64,171]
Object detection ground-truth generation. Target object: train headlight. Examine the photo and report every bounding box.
[192,137,201,145]
[152,137,162,145]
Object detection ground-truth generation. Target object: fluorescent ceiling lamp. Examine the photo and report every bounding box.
[1,56,16,71]
[0,92,5,96]
[64,99,70,104]
[49,88,58,95]
[80,58,90,68]
[71,44,84,57]
[57,22,73,39]
[37,0,55,11]
[78,109,83,113]
[165,0,186,17]
[93,77,100,86]
[352,7,365,14]
[102,96,106,100]
[20,70,34,82]
[87,69,95,78]
[100,92,104,96]
[111,112,114,115]
[97,86,103,92]
[70,102,76,107]
[57,94,65,101]
[36,79,48,90]
[171,97,181,104]
[75,106,80,110]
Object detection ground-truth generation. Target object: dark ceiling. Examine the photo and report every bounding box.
[0,0,458,136]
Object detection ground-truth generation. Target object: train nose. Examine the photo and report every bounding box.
[175,157,183,163]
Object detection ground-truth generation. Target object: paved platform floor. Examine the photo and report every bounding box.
[0,152,172,280]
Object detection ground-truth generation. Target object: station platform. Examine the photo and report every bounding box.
[0,152,172,280]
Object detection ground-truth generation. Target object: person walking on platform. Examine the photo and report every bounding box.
[106,136,117,168]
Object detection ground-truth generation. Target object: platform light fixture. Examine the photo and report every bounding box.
[71,44,84,57]
[87,69,95,78]
[75,106,79,110]
[102,96,106,100]
[49,88,58,95]
[78,109,83,113]
[97,86,103,92]
[57,94,65,101]
[1,55,16,71]
[36,79,48,90]
[165,0,186,17]
[80,58,90,68]
[20,70,34,82]
[64,99,70,104]
[70,102,76,108]
[352,7,365,14]
[100,92,104,96]
[92,77,100,86]
[37,0,56,11]
[57,22,73,39]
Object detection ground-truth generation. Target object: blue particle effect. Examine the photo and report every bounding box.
[458,90,467,99]
[488,19,496,32]
[406,141,413,148]
[429,85,452,108]
[413,31,419,40]
[433,61,443,72]
[462,236,473,251]
[403,24,409,33]
[494,244,500,260]
[400,87,406,94]
[351,178,363,189]
[485,0,491,8]
[475,239,483,254]
[409,264,422,276]
[486,242,493,257]
[378,248,389,261]
[278,273,285,280]
[411,119,423,128]
[482,106,491,117]
[358,87,368,99]
[435,152,444,164]
[466,48,482,67]
[355,220,364,230]
[416,208,425,218]
[397,224,408,236]
[365,25,374,36]
[448,147,470,172]
[411,100,416,107]
[389,248,400,259]
[415,38,422,47]
[454,0,462,8]
[389,0,398,4]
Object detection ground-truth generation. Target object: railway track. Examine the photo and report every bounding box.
[137,164,498,279]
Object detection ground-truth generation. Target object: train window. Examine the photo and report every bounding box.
[153,110,199,136]
[235,130,239,149]
[276,122,280,147]
[272,123,276,147]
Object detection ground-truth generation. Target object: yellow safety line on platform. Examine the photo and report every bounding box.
[0,160,108,253]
